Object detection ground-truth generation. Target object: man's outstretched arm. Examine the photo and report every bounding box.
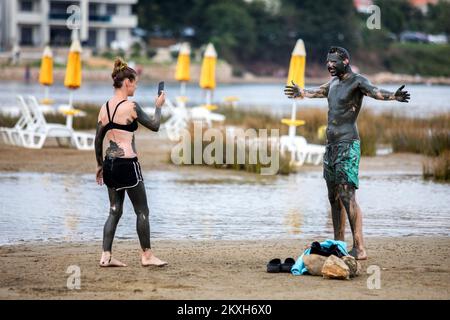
[359,77,410,102]
[284,80,330,99]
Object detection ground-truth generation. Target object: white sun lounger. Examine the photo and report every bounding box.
[1,95,94,150]
[0,100,32,146]
[280,135,325,166]
[0,95,46,146]
[26,95,95,150]
[159,97,225,140]
[190,106,225,128]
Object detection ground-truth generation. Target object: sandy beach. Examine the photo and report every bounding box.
[0,237,449,300]
[1,133,449,300]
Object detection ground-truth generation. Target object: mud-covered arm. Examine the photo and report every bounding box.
[284,80,330,99]
[303,81,330,98]
[133,102,161,132]
[95,120,107,167]
[359,77,410,102]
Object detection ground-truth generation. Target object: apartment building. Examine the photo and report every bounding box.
[0,0,138,50]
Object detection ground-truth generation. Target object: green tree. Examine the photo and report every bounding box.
[137,0,197,38]
[375,0,426,34]
[427,1,450,34]
[246,0,292,69]
[202,0,257,62]
[277,0,361,63]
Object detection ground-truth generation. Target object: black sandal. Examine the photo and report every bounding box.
[280,258,295,273]
[266,258,281,273]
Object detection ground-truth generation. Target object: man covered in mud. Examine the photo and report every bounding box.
[284,46,410,259]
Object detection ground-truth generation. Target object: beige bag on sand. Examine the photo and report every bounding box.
[302,253,362,280]
[302,254,327,276]
[321,255,350,280]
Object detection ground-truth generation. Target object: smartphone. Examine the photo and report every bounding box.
[158,81,164,96]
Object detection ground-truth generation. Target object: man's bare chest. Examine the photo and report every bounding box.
[328,80,359,103]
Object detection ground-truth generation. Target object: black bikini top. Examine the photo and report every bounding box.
[104,100,138,133]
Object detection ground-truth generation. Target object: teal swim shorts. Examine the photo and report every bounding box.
[323,140,361,189]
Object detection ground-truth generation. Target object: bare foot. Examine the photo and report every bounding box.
[99,252,127,267]
[141,249,168,267]
[349,247,368,260]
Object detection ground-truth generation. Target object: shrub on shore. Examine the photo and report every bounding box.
[423,151,450,181]
[173,123,294,175]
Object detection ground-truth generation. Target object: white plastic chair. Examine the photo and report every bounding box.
[304,143,326,165]
[5,95,94,150]
[189,106,225,128]
[160,104,189,141]
[27,96,95,150]
[280,135,325,166]
[158,97,190,141]
[158,97,225,141]
[0,96,45,147]
[280,135,308,166]
[0,100,33,146]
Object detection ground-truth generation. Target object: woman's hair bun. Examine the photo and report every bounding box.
[111,57,137,88]
[113,57,128,73]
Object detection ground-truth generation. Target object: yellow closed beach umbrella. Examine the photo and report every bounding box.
[175,42,191,97]
[64,39,82,90]
[64,38,82,128]
[39,45,54,105]
[200,43,217,90]
[199,43,217,108]
[286,39,306,88]
[283,39,307,140]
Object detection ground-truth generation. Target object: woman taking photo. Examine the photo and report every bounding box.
[95,57,167,267]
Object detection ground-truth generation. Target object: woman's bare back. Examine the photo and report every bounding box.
[95,93,163,173]
[99,99,138,159]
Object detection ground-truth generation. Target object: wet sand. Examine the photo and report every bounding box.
[0,237,449,300]
[0,130,428,174]
[0,130,173,173]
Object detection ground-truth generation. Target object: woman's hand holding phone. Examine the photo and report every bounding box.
[155,81,165,108]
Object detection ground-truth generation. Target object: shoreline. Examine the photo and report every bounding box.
[1,66,450,85]
[1,237,448,299]
[0,233,443,247]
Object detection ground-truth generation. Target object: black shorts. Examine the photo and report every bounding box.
[103,157,143,191]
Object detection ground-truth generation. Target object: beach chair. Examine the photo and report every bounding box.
[160,101,189,141]
[159,97,225,140]
[190,105,225,128]
[280,135,309,166]
[304,143,326,165]
[27,96,95,150]
[279,117,325,166]
[15,95,72,149]
[8,95,94,150]
[280,135,325,166]
[0,100,33,146]
[0,96,43,147]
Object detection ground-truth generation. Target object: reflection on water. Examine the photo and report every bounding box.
[0,169,449,245]
[1,81,449,117]
[62,176,79,234]
[284,209,304,235]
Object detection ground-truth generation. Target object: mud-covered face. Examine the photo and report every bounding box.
[327,53,347,77]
